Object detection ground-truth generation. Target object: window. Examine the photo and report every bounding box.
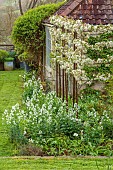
[45,26,51,67]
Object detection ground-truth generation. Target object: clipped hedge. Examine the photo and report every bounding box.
[11,2,64,68]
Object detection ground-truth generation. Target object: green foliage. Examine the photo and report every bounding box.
[11,2,64,67]
[9,124,27,145]
[0,50,16,62]
[18,52,29,62]
[3,75,113,156]
[84,64,111,79]
[8,51,16,58]
[4,57,14,61]
[84,32,113,81]
[88,32,113,45]
[105,68,113,114]
[0,49,9,62]
[87,48,113,60]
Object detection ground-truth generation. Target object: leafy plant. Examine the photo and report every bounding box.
[8,51,16,58]
[18,52,29,62]
[11,2,64,69]
[0,49,9,62]
[4,57,14,62]
[2,74,113,156]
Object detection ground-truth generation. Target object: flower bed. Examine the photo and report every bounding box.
[2,73,113,156]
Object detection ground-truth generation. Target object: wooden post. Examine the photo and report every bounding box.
[56,62,58,97]
[65,71,68,108]
[73,32,77,106]
[59,64,61,98]
[73,63,76,107]
[73,63,78,106]
[62,68,65,101]
[73,32,78,118]
[75,63,78,105]
[62,27,65,101]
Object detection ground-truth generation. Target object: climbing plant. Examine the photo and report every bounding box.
[49,15,113,87]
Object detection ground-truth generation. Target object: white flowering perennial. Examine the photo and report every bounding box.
[2,74,113,156]
[2,75,81,144]
[49,15,113,85]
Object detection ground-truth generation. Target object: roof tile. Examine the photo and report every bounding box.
[51,0,113,25]
[108,14,113,19]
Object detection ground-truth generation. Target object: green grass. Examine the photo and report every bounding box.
[0,70,24,156]
[0,157,112,170]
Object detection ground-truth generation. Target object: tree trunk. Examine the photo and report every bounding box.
[18,0,23,15]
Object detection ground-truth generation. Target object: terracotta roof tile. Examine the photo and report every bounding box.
[108,14,113,19]
[106,10,112,15]
[55,0,74,15]
[55,0,113,25]
[60,0,83,16]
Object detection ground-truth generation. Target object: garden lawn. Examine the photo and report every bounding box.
[0,70,24,156]
[0,157,113,170]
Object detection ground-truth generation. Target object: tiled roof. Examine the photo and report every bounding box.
[55,0,113,25]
